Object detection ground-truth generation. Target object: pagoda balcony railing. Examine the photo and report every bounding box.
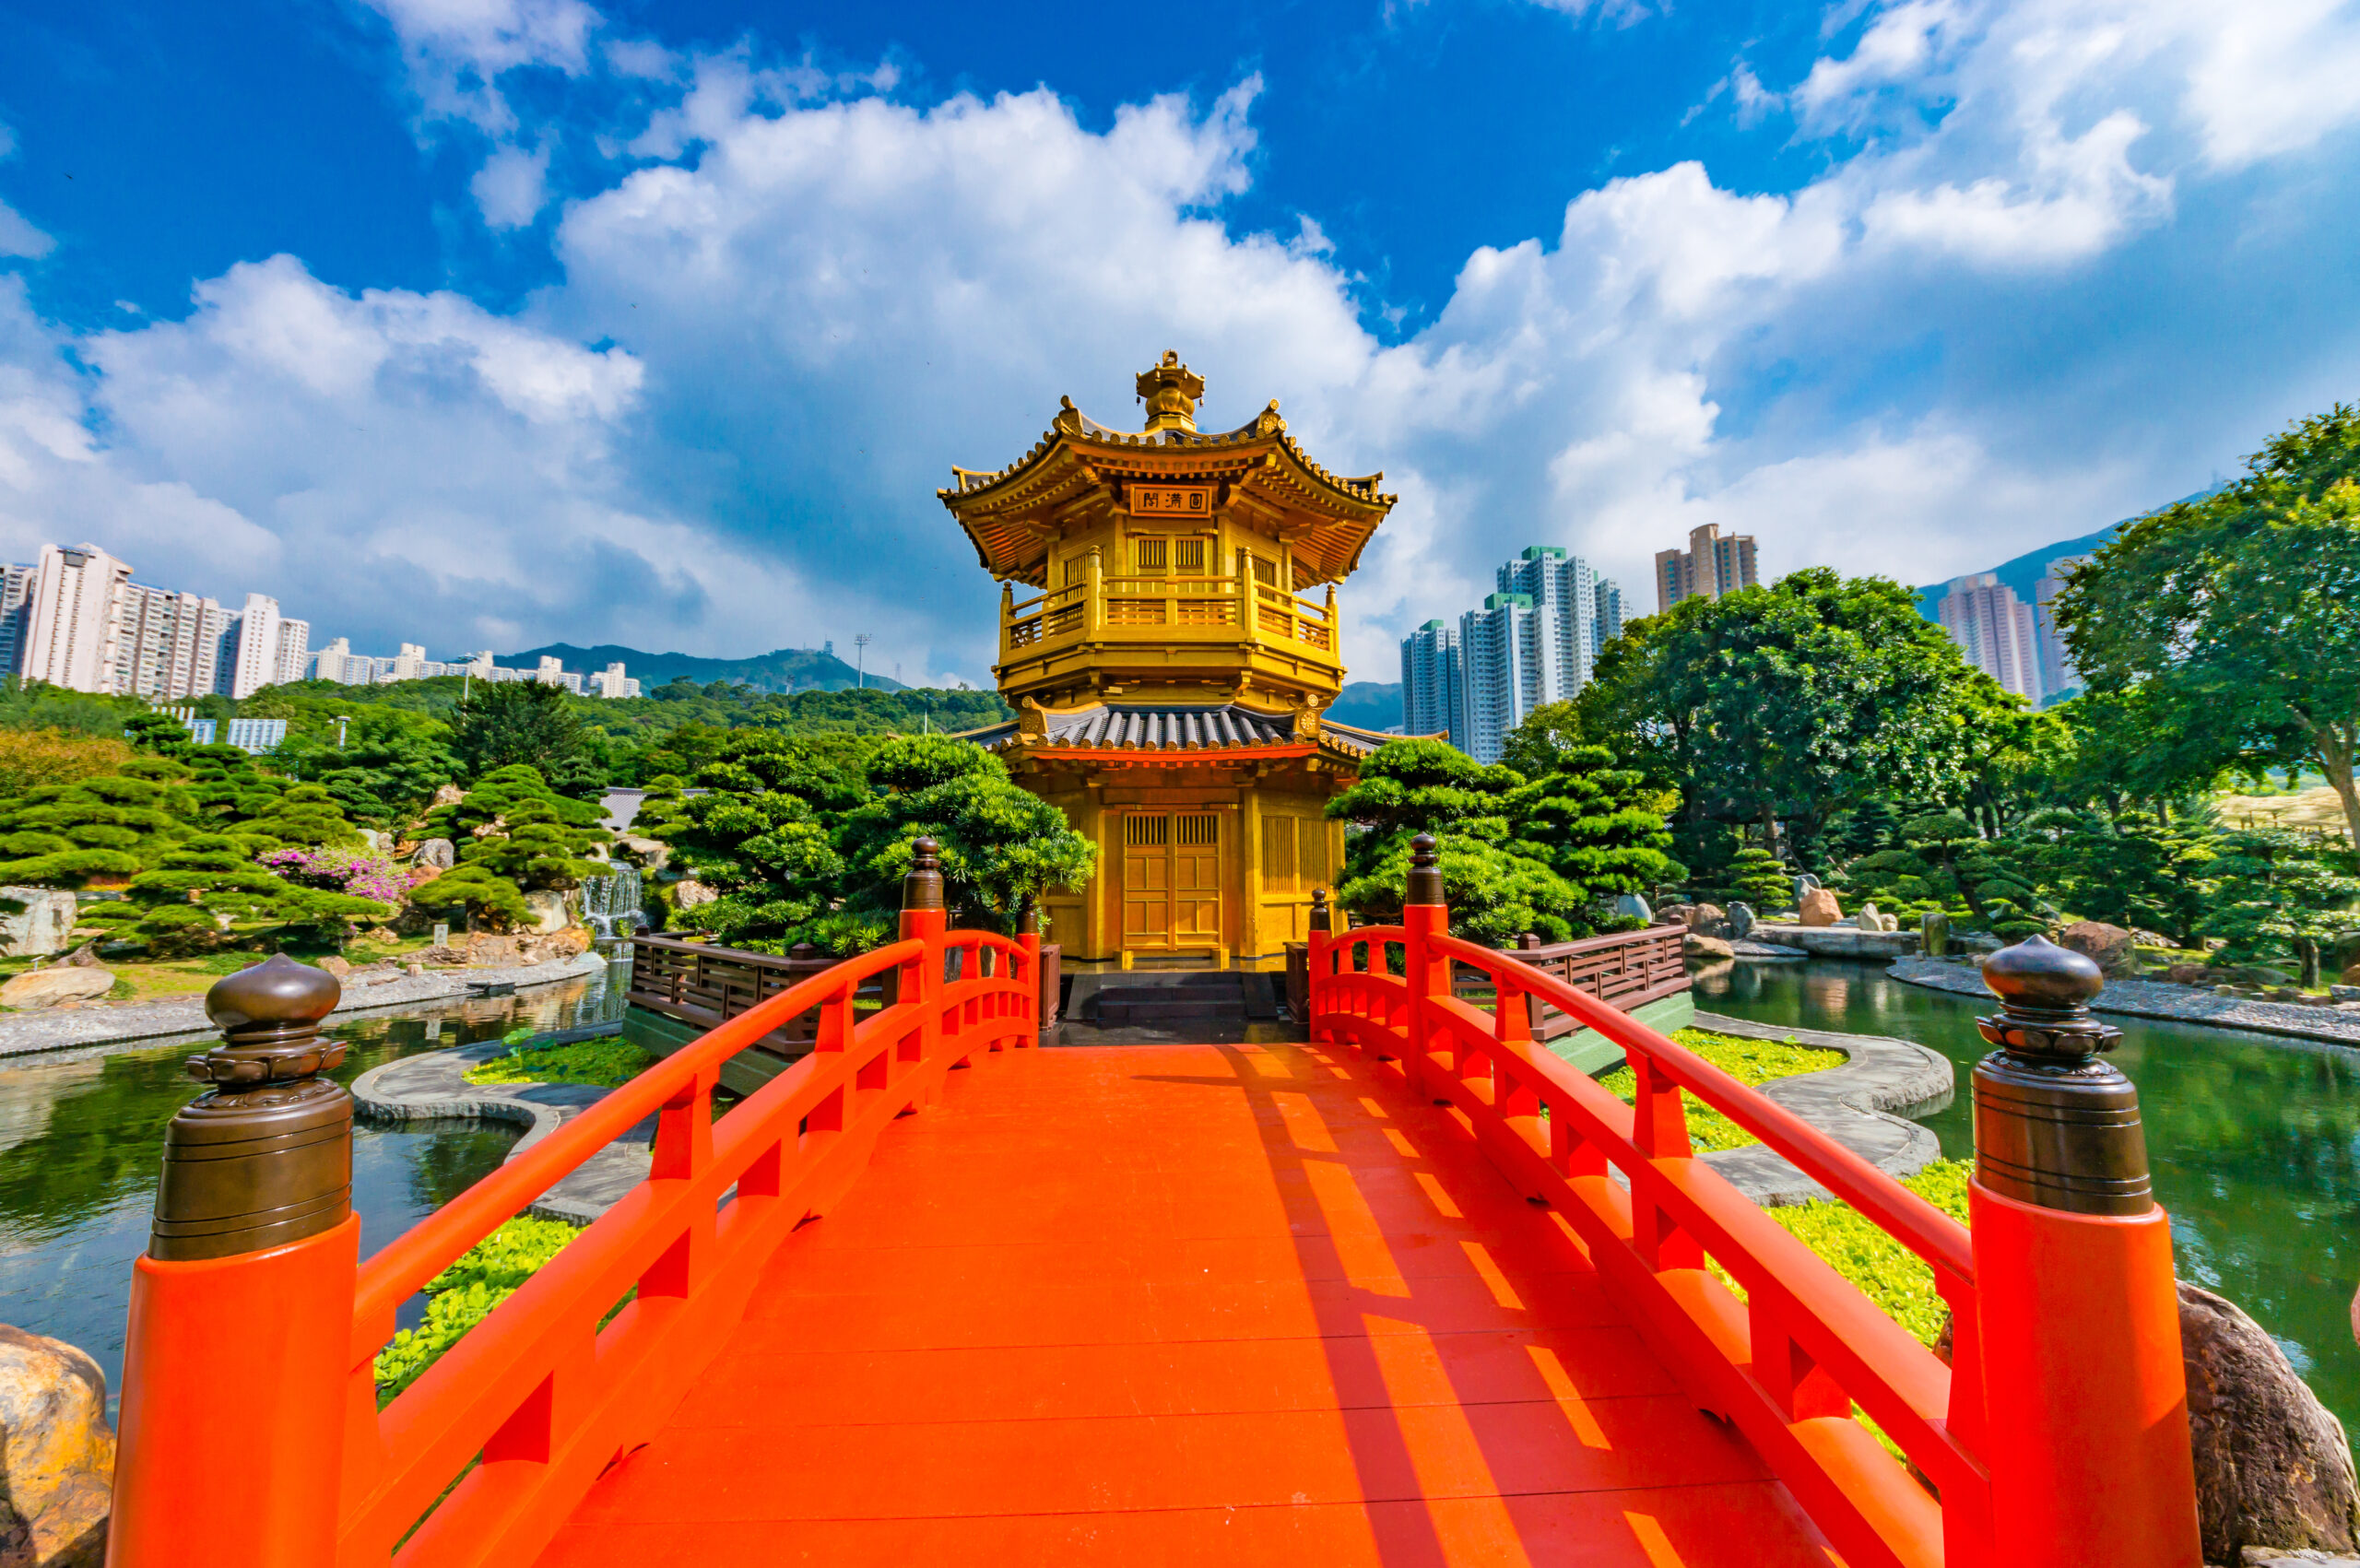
[1001,571,1337,662]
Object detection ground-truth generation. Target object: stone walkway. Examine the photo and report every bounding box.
[1690,1010,1953,1207]
[349,1020,647,1224]
[0,951,610,1058]
[1889,956,2360,1048]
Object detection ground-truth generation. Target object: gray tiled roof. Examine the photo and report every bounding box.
[962,702,1399,756]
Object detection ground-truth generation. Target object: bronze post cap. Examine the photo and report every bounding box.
[1972,933,2146,1217]
[903,836,947,912]
[155,953,353,1261]
[1308,888,1330,934]
[1405,834,1445,908]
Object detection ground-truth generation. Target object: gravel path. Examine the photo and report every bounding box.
[0,951,611,1059]
[1888,956,2360,1048]
[1690,1009,1954,1207]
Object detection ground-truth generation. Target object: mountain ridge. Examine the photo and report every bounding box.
[502,643,909,693]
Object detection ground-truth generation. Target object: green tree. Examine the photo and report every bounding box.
[2060,405,2360,850]
[831,737,1095,944]
[1577,571,1990,866]
[1727,846,1790,910]
[420,765,610,892]
[450,682,590,786]
[1504,744,1680,930]
[1327,739,1581,943]
[1498,701,1588,779]
[0,763,197,885]
[2201,828,2360,987]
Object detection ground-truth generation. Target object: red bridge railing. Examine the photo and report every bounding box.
[108,842,1041,1568]
[1307,836,2201,1568]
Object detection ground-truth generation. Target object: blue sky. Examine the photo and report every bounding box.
[1,0,2356,684]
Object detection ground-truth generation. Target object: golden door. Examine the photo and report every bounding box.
[1122,814,1173,947]
[1121,812,1222,950]
[1174,814,1221,943]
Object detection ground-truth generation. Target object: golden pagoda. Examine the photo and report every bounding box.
[941,352,1399,971]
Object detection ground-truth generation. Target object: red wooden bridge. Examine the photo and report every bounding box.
[105,842,2201,1568]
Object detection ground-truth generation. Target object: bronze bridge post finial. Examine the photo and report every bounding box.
[1971,933,2150,1216]
[1404,833,1445,909]
[903,835,947,913]
[150,953,350,1262]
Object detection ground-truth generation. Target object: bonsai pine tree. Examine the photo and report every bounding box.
[831,737,1094,947]
[1504,744,1679,933]
[1728,845,1791,911]
[2201,828,2360,987]
[422,765,610,895]
[0,760,197,886]
[1328,739,1580,944]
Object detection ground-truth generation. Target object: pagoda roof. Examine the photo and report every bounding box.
[957,701,1390,762]
[938,383,1398,590]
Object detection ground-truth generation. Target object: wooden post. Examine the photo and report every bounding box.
[1305,888,1330,1041]
[1019,902,1044,1044]
[901,837,948,1065]
[1085,547,1104,636]
[1969,936,2201,1568]
[110,956,356,1568]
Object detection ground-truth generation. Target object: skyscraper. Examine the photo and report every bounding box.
[218,593,308,699]
[2033,557,2085,703]
[1398,619,1462,745]
[1935,572,2043,703]
[1653,524,1760,612]
[1494,546,1624,702]
[1457,592,1535,765]
[0,564,35,678]
[110,584,230,700]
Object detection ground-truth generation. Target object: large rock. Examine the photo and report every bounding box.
[2058,920,2138,977]
[0,967,113,1010]
[0,1325,114,1567]
[521,890,571,935]
[1683,933,1735,961]
[1797,888,1844,926]
[1727,902,1756,938]
[1859,902,1882,932]
[522,925,592,963]
[431,784,466,808]
[674,879,719,912]
[2182,1281,2360,1564]
[0,889,76,958]
[409,838,456,870]
[617,836,670,873]
[1612,892,1652,923]
[2340,961,2360,988]
[1922,909,1950,957]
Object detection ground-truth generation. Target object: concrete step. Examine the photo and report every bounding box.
[1095,998,1253,1025]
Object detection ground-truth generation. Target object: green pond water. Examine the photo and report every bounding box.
[1695,958,2360,1435]
[0,967,628,1407]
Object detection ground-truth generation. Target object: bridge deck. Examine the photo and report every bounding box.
[535,1042,1837,1565]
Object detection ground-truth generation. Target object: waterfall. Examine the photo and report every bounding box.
[578,866,646,945]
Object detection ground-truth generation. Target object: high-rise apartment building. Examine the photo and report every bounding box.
[1398,547,1629,764]
[1457,592,1535,766]
[1653,524,1759,612]
[1935,572,2043,704]
[0,564,36,678]
[589,662,641,699]
[2032,557,2085,704]
[109,584,231,700]
[1398,619,1463,746]
[23,544,135,692]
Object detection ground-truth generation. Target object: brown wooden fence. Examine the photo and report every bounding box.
[626,935,1058,1068]
[1286,920,1687,1041]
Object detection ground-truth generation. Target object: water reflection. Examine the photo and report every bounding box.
[0,961,629,1406]
[1697,960,2360,1421]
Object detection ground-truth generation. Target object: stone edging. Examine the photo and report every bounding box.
[0,950,611,1059]
[1690,1008,1955,1208]
[1887,957,2360,1049]
[349,1020,642,1224]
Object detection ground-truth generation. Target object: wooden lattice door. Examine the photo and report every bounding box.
[1122,814,1173,949]
[1174,814,1221,944]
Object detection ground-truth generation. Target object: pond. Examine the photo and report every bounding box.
[0,963,629,1409]
[1697,958,2360,1435]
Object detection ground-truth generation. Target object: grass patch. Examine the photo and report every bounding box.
[464,1036,655,1090]
[1748,1160,1971,1347]
[1598,1027,1844,1152]
[374,1217,582,1402]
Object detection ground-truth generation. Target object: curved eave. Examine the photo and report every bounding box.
[939,405,1397,585]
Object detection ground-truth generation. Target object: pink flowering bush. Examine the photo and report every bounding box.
[260,846,411,904]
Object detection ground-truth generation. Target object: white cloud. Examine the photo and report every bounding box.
[472,140,552,228]
[362,0,599,133]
